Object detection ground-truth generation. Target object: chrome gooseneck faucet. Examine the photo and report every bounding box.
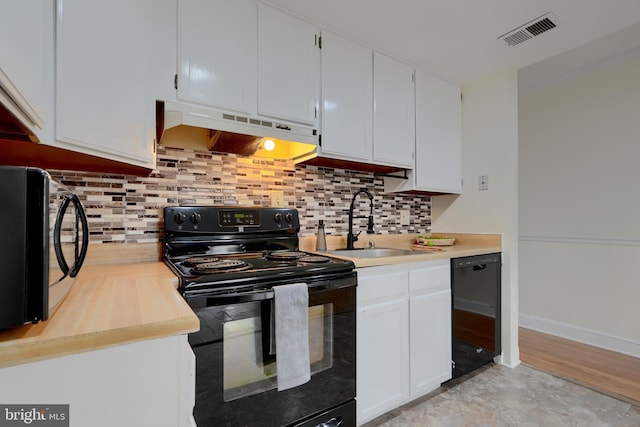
[346,188,375,250]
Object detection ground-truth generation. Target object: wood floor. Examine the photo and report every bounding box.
[519,327,640,406]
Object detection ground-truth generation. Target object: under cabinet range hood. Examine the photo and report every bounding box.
[157,101,318,162]
[0,69,43,142]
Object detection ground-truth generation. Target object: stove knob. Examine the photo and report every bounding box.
[190,212,203,225]
[285,212,293,223]
[274,212,282,223]
[174,212,186,224]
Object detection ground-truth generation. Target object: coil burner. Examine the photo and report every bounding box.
[299,255,331,263]
[266,251,308,261]
[183,256,220,266]
[191,260,251,274]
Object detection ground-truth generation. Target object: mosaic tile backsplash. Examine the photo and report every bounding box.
[50,146,432,244]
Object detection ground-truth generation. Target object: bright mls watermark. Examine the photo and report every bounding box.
[0,405,68,426]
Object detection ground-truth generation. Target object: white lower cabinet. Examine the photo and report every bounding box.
[0,335,195,427]
[409,265,453,397]
[356,260,452,425]
[357,271,410,425]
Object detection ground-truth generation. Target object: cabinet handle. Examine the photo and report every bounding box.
[174,73,178,90]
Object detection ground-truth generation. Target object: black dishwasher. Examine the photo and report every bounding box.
[451,253,501,379]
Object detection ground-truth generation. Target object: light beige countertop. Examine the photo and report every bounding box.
[0,262,199,369]
[299,233,501,268]
[1,233,498,369]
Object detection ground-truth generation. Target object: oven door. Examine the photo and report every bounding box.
[186,273,356,427]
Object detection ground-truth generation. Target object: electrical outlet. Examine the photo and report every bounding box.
[478,175,489,191]
[271,190,284,207]
[399,210,410,226]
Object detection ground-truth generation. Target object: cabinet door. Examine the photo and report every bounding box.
[0,0,48,132]
[320,31,372,162]
[373,52,415,168]
[0,336,192,427]
[55,0,162,168]
[415,70,462,193]
[357,299,409,425]
[409,289,452,397]
[177,0,256,114]
[409,262,452,397]
[258,4,319,125]
[356,271,409,425]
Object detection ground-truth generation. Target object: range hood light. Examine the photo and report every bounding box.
[263,139,275,151]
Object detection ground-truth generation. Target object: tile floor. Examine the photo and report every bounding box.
[364,364,640,426]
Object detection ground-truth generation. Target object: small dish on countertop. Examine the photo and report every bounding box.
[415,236,456,246]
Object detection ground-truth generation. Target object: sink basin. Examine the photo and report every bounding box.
[327,248,422,258]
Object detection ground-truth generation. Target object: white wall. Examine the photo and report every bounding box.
[518,55,640,357]
[431,69,520,367]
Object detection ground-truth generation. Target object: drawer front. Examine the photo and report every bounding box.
[357,270,408,306]
[409,263,450,295]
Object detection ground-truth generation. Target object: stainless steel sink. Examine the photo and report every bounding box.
[326,248,422,258]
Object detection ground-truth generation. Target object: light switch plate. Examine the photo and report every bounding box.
[271,190,284,207]
[399,210,410,226]
[478,175,489,191]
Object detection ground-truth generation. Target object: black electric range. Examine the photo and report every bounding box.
[163,206,357,427]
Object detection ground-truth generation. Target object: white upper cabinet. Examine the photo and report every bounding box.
[0,0,49,137]
[177,0,257,114]
[319,31,373,163]
[257,4,320,126]
[415,70,462,193]
[373,52,415,169]
[55,0,172,169]
[384,70,462,194]
[148,0,178,105]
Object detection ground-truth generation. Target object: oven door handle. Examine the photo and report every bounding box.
[187,277,356,305]
[199,289,275,304]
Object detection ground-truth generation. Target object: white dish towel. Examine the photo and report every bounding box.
[274,282,310,391]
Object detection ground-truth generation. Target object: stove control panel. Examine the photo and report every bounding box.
[219,210,260,227]
[164,207,300,233]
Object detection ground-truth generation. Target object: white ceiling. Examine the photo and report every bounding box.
[265,0,640,90]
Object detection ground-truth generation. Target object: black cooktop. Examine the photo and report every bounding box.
[166,250,355,293]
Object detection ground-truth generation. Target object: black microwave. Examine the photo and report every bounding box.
[0,166,89,329]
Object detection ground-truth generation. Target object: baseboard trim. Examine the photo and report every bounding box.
[519,314,640,358]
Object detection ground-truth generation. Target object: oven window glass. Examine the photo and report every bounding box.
[223,303,334,402]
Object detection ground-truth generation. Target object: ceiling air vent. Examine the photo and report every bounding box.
[499,12,559,46]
